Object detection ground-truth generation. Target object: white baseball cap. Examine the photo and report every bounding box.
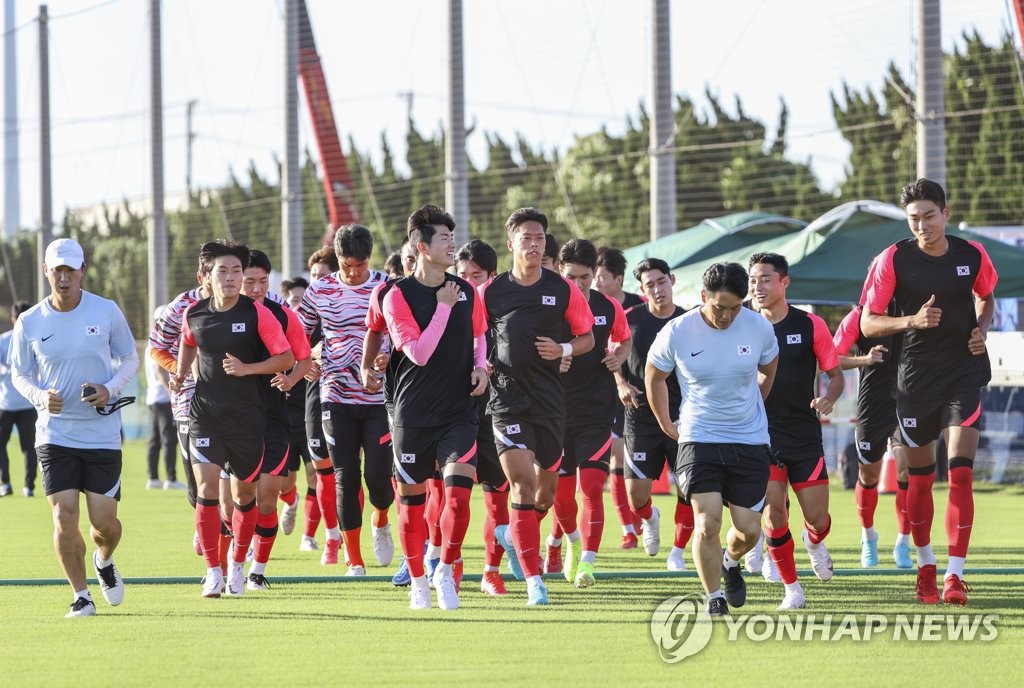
[44,238,85,270]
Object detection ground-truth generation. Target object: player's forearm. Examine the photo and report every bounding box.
[247,351,296,376]
[285,357,313,387]
[976,295,995,336]
[176,345,197,383]
[611,339,631,367]
[824,369,845,405]
[361,330,383,373]
[838,354,867,370]
[569,331,595,356]
[11,368,47,409]
[102,349,140,398]
[150,345,177,374]
[399,304,451,367]
[861,311,912,338]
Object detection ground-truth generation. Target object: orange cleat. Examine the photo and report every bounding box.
[480,570,508,596]
[620,533,638,550]
[915,564,939,604]
[453,560,464,592]
[544,543,563,574]
[320,538,340,565]
[942,575,972,606]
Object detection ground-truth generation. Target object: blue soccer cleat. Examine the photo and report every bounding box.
[861,535,879,567]
[893,541,913,569]
[526,577,549,606]
[494,524,525,581]
[391,557,411,587]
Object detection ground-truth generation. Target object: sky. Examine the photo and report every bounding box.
[0,0,1017,233]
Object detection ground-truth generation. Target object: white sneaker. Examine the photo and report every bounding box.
[409,575,432,610]
[299,535,319,551]
[432,566,460,610]
[762,553,781,583]
[802,530,834,581]
[642,506,660,556]
[778,584,807,610]
[163,480,187,490]
[666,548,687,571]
[280,499,298,536]
[226,564,246,596]
[92,552,125,606]
[65,596,97,617]
[201,568,224,598]
[744,538,765,574]
[372,523,395,566]
[344,564,366,577]
[146,479,162,490]
[246,572,271,591]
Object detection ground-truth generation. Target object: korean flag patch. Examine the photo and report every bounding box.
[232,323,246,333]
[400,453,416,464]
[786,334,802,344]
[737,345,752,355]
[594,315,607,326]
[902,418,917,428]
[542,296,556,306]
[859,441,871,451]
[956,265,970,277]
[506,424,521,435]
[195,437,210,448]
[85,325,100,336]
[633,452,647,461]
[458,291,468,301]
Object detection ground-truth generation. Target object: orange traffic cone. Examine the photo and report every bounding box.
[879,451,898,494]
[652,465,672,495]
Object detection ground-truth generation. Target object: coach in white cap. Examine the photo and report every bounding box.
[10,237,140,618]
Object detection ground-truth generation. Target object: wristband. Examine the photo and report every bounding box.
[561,342,573,358]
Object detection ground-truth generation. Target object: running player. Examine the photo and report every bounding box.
[646,262,778,617]
[860,178,997,605]
[748,252,844,610]
[615,258,693,571]
[171,240,295,598]
[479,207,595,606]
[11,238,140,617]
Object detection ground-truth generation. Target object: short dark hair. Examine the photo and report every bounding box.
[282,276,309,292]
[702,262,748,300]
[900,178,947,209]
[11,301,31,319]
[544,233,560,262]
[248,249,273,273]
[505,207,548,238]
[455,239,498,275]
[334,224,374,261]
[748,252,789,278]
[407,204,456,248]
[384,251,404,277]
[198,239,250,276]
[559,238,597,270]
[596,246,628,279]
[307,246,339,272]
[633,257,671,282]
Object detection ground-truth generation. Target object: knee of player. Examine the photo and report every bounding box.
[695,511,723,537]
[762,503,788,530]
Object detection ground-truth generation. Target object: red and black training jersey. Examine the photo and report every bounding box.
[383,274,488,428]
[833,306,897,428]
[563,290,630,429]
[257,298,312,432]
[622,291,644,310]
[480,269,595,420]
[366,278,401,414]
[862,235,997,401]
[763,306,839,455]
[621,304,686,435]
[182,295,291,438]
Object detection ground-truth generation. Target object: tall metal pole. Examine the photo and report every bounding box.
[446,0,469,244]
[4,0,19,240]
[916,0,945,189]
[149,0,167,312]
[186,99,197,208]
[650,0,676,240]
[282,0,302,279]
[37,4,51,303]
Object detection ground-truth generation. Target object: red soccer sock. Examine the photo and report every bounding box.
[252,510,278,565]
[279,486,297,507]
[804,514,831,545]
[631,496,654,521]
[230,500,258,564]
[195,500,222,569]
[765,526,798,584]
[426,478,445,546]
[945,463,974,558]
[895,480,910,534]
[440,477,473,565]
[483,489,509,568]
[553,474,578,537]
[316,469,338,531]
[398,494,427,578]
[609,469,633,529]
[674,498,694,549]
[855,480,879,529]
[303,487,321,537]
[510,502,541,578]
[907,468,936,547]
[341,527,364,567]
[578,468,606,553]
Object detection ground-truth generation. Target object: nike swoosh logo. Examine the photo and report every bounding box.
[957,524,972,529]
[42,334,54,342]
[690,350,704,357]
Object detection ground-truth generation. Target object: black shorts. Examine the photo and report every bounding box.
[897,386,982,449]
[624,431,677,481]
[305,419,328,460]
[287,426,312,472]
[491,413,564,471]
[392,422,478,485]
[854,420,901,464]
[38,444,122,499]
[676,442,770,511]
[611,405,625,439]
[190,428,265,483]
[177,421,192,464]
[768,447,828,490]
[476,418,506,489]
[562,424,612,474]
[262,423,291,477]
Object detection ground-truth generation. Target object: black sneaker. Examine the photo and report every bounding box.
[246,573,271,591]
[722,564,746,607]
[706,596,729,617]
[65,596,96,618]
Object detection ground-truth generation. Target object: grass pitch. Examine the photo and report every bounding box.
[0,441,1021,686]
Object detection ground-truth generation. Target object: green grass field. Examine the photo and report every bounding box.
[1,440,1022,686]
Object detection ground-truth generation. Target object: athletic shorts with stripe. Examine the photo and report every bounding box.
[897,386,982,448]
[189,428,264,483]
[491,413,564,471]
[391,422,478,485]
[624,431,677,480]
[562,424,613,474]
[768,446,828,490]
[854,421,902,464]
[262,423,291,476]
[38,444,122,499]
[475,418,506,489]
[305,419,328,461]
[611,406,624,439]
[676,442,770,511]
[286,426,312,472]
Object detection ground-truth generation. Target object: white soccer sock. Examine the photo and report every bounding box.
[326,527,340,541]
[670,545,686,559]
[547,535,563,548]
[94,553,113,569]
[206,566,221,578]
[526,574,543,587]
[784,581,803,595]
[894,532,910,546]
[706,589,724,600]
[426,543,441,560]
[74,588,92,601]
[484,565,500,573]
[249,561,266,576]
[722,551,740,569]
[566,530,581,543]
[435,562,453,578]
[916,544,936,567]
[862,526,877,541]
[945,556,966,579]
[623,524,637,536]
[581,550,596,564]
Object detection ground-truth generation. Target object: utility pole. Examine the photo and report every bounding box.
[37,4,51,302]
[4,0,19,240]
[916,0,945,189]
[149,0,167,312]
[282,0,302,279]
[649,0,676,240]
[446,0,469,245]
[186,99,197,207]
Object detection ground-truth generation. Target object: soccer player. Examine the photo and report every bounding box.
[11,238,140,617]
[615,258,693,570]
[170,240,295,598]
[0,301,37,497]
[861,178,997,605]
[240,250,313,589]
[748,252,844,610]
[548,238,631,587]
[646,262,778,617]
[479,207,595,606]
[595,246,645,548]
[298,225,395,575]
[381,205,489,610]
[143,306,184,491]
[541,232,560,271]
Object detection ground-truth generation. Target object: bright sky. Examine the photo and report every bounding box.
[1,0,1015,232]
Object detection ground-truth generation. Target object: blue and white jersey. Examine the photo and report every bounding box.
[0,330,33,411]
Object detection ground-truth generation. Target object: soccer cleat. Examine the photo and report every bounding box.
[666,549,687,571]
[453,560,464,592]
[92,552,125,606]
[494,525,525,581]
[564,538,578,584]
[543,542,563,575]
[526,577,549,606]
[777,586,807,611]
[299,536,319,552]
[574,561,596,588]
[425,557,441,579]
[642,506,660,556]
[226,565,246,596]
[432,567,460,610]
[744,544,764,574]
[320,538,340,565]
[146,479,162,490]
[201,569,224,598]
[246,573,271,591]
[722,564,746,607]
[280,499,298,536]
[0,483,11,496]
[893,541,913,569]
[480,571,507,596]
[409,576,432,610]
[860,535,879,568]
[65,596,97,618]
[22,486,34,497]
[344,564,366,577]
[620,533,638,550]
[942,575,972,606]
[705,597,729,617]
[391,558,412,587]
[372,523,395,566]
[761,555,781,583]
[163,480,186,490]
[915,564,939,604]
[802,530,834,581]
